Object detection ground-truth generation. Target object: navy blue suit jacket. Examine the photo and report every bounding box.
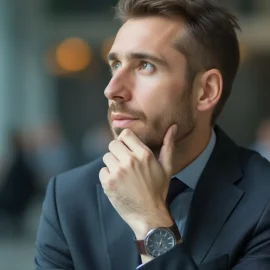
[35,127,270,269]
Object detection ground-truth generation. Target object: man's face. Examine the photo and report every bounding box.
[105,16,196,153]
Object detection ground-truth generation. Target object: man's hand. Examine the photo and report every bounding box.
[99,124,177,239]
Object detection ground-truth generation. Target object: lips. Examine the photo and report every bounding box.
[111,114,138,128]
[111,114,137,121]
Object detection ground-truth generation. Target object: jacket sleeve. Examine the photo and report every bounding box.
[232,197,270,270]
[137,243,228,270]
[137,243,199,270]
[138,199,270,270]
[35,178,74,270]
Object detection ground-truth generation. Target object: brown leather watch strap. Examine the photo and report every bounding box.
[135,238,147,255]
[169,223,182,243]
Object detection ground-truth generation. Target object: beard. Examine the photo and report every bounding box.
[107,91,195,155]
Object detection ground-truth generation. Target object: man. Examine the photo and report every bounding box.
[35,0,270,269]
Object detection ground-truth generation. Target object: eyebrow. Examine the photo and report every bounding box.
[107,52,169,68]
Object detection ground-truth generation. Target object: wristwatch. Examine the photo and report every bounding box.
[135,223,183,258]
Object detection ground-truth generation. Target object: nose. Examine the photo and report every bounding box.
[104,69,132,102]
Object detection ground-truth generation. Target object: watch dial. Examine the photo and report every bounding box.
[145,228,176,257]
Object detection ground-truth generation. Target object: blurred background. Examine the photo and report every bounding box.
[0,0,270,269]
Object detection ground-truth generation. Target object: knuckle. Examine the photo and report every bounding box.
[114,166,125,178]
[107,179,116,191]
[141,149,152,161]
[126,155,136,168]
[103,178,117,195]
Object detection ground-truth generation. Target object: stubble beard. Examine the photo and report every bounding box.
[108,93,195,157]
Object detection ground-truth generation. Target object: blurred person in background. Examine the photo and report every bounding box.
[0,131,37,234]
[30,121,73,192]
[35,0,270,269]
[251,118,270,161]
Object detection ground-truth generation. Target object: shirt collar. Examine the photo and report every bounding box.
[173,129,216,190]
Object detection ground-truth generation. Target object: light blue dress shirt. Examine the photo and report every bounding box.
[170,130,216,237]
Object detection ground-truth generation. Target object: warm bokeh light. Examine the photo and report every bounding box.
[56,37,92,72]
[101,37,115,63]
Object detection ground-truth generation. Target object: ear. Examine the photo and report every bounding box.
[196,69,223,112]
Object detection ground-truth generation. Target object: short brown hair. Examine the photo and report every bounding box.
[115,0,241,124]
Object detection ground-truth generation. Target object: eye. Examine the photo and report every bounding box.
[139,62,155,73]
[110,61,122,72]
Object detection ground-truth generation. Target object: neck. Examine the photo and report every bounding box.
[170,125,212,176]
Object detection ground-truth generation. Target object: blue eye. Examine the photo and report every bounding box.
[140,62,155,73]
[111,61,121,70]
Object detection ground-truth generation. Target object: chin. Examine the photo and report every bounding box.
[112,127,124,138]
[112,125,163,151]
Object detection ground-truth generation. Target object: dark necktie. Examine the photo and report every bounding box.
[166,177,187,206]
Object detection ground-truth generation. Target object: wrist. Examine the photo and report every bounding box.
[134,210,174,239]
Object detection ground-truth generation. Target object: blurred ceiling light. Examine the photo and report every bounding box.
[101,37,115,63]
[56,37,92,72]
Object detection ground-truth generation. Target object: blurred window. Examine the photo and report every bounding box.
[224,0,256,14]
[49,0,118,14]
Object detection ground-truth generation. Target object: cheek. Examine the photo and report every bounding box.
[136,75,174,109]
[135,75,188,122]
[146,93,184,130]
[135,78,163,113]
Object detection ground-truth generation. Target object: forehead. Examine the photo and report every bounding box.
[110,16,186,57]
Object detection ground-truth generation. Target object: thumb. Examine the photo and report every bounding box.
[158,124,177,175]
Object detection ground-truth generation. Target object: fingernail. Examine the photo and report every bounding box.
[173,125,178,136]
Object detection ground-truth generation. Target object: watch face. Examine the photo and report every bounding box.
[145,228,176,258]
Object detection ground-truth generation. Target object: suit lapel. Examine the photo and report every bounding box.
[183,127,244,264]
[97,184,140,270]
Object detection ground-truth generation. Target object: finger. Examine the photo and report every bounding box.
[109,140,131,163]
[103,152,119,173]
[99,167,110,183]
[118,129,149,157]
[159,124,177,175]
